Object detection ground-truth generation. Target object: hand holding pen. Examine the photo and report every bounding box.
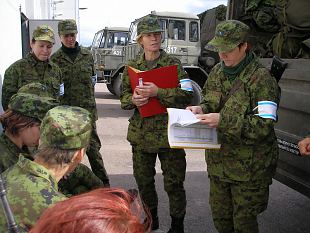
[136,78,158,98]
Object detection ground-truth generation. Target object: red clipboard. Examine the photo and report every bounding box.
[128,65,178,118]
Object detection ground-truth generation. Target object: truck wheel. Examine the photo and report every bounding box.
[191,80,202,105]
[113,73,123,98]
[106,82,116,95]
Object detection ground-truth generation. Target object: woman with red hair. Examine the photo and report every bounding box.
[30,188,151,233]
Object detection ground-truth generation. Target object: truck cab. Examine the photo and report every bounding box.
[91,27,129,94]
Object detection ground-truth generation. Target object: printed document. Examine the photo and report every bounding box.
[167,108,221,149]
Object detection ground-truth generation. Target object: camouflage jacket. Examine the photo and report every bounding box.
[0,134,29,172]
[200,55,280,184]
[0,134,102,197]
[0,155,67,232]
[51,46,98,120]
[59,163,104,196]
[120,50,192,152]
[2,53,63,110]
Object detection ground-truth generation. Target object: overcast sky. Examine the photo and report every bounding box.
[78,0,227,46]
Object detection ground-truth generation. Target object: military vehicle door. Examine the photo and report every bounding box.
[164,17,200,66]
[91,29,103,57]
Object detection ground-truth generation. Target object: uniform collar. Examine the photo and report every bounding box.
[61,41,80,54]
[0,134,24,156]
[26,53,52,68]
[136,49,167,68]
[17,155,58,190]
[220,52,260,83]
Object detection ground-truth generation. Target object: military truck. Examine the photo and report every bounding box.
[91,27,129,94]
[226,0,310,197]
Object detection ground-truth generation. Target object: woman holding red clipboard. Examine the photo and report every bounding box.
[120,14,193,233]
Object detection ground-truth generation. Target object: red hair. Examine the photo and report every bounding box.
[29,188,151,233]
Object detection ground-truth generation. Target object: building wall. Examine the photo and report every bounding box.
[0,0,25,78]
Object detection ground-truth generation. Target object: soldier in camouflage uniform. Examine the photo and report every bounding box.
[0,83,104,195]
[120,15,193,233]
[2,25,63,110]
[187,20,281,233]
[51,19,109,186]
[0,105,92,232]
[0,92,58,171]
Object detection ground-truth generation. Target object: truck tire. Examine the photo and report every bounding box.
[106,82,116,95]
[113,73,123,98]
[191,80,202,105]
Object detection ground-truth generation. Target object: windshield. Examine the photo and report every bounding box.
[107,31,128,48]
[167,19,185,40]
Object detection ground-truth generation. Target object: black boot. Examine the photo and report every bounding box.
[167,215,184,233]
[150,208,159,230]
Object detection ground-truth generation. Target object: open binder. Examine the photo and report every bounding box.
[167,108,221,149]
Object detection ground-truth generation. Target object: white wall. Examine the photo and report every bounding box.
[0,0,25,79]
[0,0,26,125]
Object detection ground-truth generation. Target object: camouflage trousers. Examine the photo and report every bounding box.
[132,147,187,218]
[86,122,110,185]
[59,163,104,196]
[209,176,269,233]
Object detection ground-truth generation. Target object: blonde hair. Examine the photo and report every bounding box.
[136,34,143,44]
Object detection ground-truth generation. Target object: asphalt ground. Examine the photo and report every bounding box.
[83,83,310,233]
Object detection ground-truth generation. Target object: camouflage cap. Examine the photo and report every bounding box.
[8,93,58,122]
[58,19,78,35]
[39,106,92,150]
[32,25,55,44]
[206,20,250,53]
[137,15,163,37]
[17,82,53,98]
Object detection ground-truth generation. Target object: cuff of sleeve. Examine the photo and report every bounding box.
[201,105,208,114]
[157,88,165,99]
